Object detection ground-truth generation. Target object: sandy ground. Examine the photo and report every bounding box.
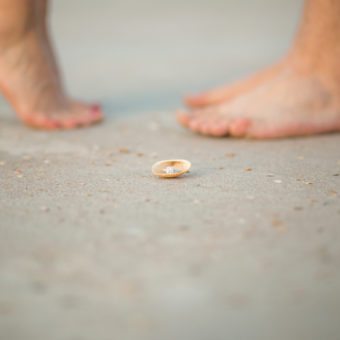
[1,1,340,339]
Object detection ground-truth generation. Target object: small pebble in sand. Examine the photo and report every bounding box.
[294,206,304,211]
[271,218,286,232]
[40,206,49,212]
[303,181,313,185]
[244,167,253,172]
[297,156,305,160]
[266,173,275,177]
[119,148,130,154]
[14,169,23,178]
[136,152,145,157]
[329,190,337,197]
[0,161,5,166]
[44,159,50,164]
[273,179,282,184]
[333,173,339,177]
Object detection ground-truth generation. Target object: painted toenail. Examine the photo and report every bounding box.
[90,104,102,116]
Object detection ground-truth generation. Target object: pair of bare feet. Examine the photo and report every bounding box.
[0,0,339,138]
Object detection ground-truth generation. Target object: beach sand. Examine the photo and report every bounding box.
[0,1,339,339]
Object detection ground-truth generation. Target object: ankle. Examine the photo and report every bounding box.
[0,10,37,49]
[285,47,340,85]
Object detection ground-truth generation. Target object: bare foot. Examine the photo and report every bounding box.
[0,29,103,130]
[177,59,340,139]
[178,0,340,139]
[185,62,285,109]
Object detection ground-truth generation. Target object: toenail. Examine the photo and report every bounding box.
[91,104,102,116]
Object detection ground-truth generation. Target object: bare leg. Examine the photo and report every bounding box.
[178,0,340,138]
[0,0,103,129]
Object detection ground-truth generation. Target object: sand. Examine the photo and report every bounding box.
[0,1,339,339]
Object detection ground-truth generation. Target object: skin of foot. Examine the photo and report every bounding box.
[177,0,340,139]
[0,0,103,130]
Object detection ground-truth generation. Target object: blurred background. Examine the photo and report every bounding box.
[51,0,303,116]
